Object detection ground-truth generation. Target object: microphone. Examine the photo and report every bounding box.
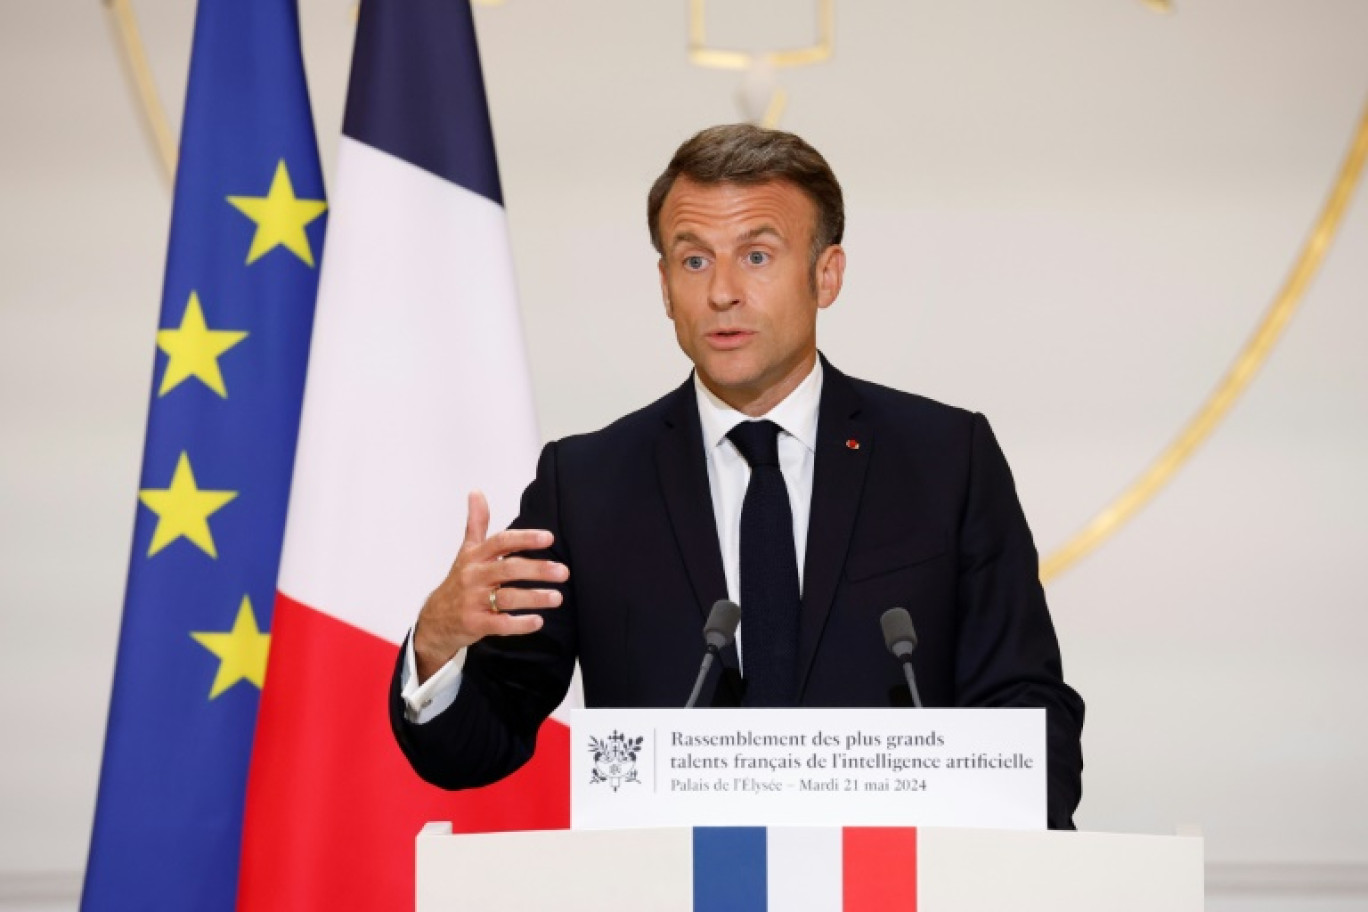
[685,599,742,708]
[880,607,924,708]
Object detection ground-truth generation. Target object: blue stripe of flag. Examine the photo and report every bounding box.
[694,827,768,911]
[342,0,504,205]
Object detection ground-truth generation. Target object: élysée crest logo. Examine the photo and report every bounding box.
[587,730,644,792]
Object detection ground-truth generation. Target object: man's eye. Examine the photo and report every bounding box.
[747,251,769,265]
[684,256,706,270]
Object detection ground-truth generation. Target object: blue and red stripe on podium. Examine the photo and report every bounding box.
[691,826,918,910]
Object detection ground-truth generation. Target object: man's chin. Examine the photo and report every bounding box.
[695,364,759,397]
[694,355,760,388]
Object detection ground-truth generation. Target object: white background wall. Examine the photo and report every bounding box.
[1,0,1366,907]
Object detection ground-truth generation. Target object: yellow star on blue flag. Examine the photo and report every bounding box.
[137,451,238,558]
[227,159,328,266]
[156,291,248,397]
[192,596,271,699]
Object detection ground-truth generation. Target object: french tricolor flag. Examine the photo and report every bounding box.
[692,827,918,911]
[238,1,572,908]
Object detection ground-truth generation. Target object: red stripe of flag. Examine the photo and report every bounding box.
[238,593,568,909]
[843,827,918,912]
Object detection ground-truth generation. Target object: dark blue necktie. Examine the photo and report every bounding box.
[727,420,800,707]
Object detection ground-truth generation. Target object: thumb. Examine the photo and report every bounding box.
[462,490,491,548]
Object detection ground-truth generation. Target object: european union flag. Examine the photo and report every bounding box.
[83,1,324,908]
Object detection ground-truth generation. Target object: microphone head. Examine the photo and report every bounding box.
[703,599,742,650]
[880,607,918,660]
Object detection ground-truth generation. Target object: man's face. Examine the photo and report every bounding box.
[656,177,844,415]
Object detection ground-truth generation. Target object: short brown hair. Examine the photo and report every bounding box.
[647,124,844,265]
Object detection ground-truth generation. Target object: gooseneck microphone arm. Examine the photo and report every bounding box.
[880,607,924,709]
[899,655,925,709]
[684,653,720,710]
[685,599,742,709]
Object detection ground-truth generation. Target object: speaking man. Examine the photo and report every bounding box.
[389,124,1085,829]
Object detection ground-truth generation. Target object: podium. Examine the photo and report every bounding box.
[417,710,1200,908]
[415,822,1203,911]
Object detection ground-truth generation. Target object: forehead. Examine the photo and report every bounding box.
[659,178,816,244]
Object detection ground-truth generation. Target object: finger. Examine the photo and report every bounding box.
[484,557,569,587]
[477,527,555,560]
[481,611,545,639]
[489,588,564,612]
[462,490,491,548]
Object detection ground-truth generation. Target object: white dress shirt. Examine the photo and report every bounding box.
[400,359,824,723]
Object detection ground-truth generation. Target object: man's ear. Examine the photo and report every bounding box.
[658,259,673,318]
[815,245,846,310]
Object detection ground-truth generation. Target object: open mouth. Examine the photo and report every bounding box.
[706,329,754,348]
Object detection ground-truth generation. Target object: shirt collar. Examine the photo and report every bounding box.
[694,357,823,455]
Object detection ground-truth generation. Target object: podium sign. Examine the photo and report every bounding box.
[571,707,1046,830]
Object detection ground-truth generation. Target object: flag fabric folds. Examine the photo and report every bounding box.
[82,1,325,909]
[238,1,567,908]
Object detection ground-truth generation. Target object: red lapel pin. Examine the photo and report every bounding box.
[845,438,860,450]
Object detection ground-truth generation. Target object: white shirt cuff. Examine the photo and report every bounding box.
[401,628,466,724]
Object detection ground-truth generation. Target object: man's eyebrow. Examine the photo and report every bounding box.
[668,230,710,252]
[738,224,782,243]
[668,224,783,252]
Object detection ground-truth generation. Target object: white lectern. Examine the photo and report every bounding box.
[415,822,1203,911]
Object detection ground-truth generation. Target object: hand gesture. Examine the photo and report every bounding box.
[412,491,568,682]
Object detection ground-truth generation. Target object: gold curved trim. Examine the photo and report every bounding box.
[1040,97,1368,582]
[105,0,177,186]
[688,0,835,71]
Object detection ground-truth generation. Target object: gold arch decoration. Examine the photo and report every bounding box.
[1040,97,1368,582]
[105,6,1367,583]
[687,0,835,71]
[105,0,177,186]
[687,0,834,128]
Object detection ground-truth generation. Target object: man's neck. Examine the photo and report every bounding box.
[699,351,819,418]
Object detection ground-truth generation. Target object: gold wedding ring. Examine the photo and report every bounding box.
[488,588,501,613]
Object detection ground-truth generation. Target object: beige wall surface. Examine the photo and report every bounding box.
[1,0,1366,905]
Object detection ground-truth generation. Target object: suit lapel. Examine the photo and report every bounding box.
[798,358,872,698]
[654,377,731,627]
[654,378,742,704]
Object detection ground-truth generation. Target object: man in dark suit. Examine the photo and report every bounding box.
[390,124,1084,828]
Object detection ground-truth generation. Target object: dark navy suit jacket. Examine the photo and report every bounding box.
[389,358,1085,828]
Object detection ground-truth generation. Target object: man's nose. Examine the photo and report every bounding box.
[707,260,741,309]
